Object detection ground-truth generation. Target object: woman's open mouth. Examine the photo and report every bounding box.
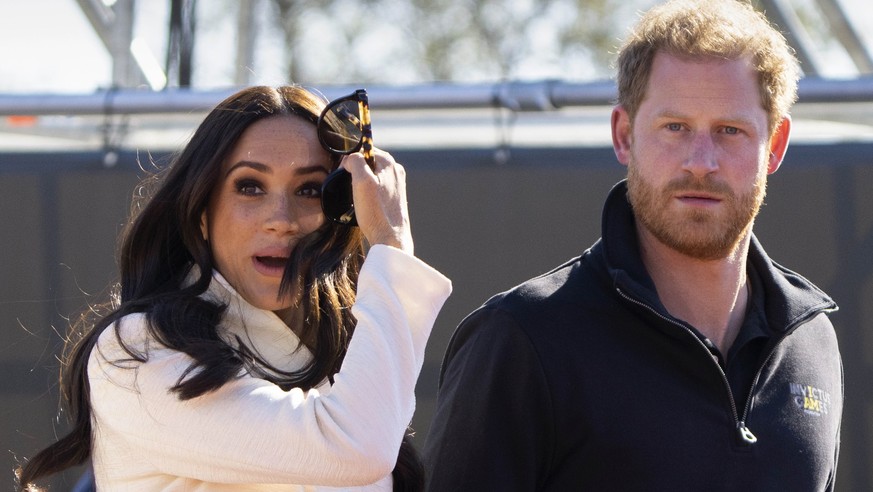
[253,256,289,276]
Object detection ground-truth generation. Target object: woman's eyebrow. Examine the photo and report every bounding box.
[224,162,329,177]
[225,160,269,177]
[295,164,330,176]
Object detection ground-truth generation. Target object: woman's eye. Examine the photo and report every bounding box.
[297,182,323,198]
[235,179,264,196]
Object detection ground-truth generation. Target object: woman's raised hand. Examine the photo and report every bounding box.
[340,150,414,255]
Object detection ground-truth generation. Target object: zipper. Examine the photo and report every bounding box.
[617,287,758,445]
[735,307,831,442]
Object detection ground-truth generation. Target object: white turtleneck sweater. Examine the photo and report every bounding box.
[88,245,451,491]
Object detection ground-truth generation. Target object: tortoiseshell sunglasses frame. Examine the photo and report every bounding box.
[316,89,375,225]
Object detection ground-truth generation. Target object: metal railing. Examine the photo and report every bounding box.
[1,77,872,117]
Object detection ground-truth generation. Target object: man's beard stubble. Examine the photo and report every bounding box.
[626,160,767,261]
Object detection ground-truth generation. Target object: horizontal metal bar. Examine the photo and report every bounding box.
[796,77,873,103]
[0,77,872,116]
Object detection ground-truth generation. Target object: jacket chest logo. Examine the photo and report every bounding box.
[789,383,831,417]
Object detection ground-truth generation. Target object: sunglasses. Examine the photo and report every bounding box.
[317,89,375,226]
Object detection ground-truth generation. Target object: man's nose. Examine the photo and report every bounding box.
[682,132,719,176]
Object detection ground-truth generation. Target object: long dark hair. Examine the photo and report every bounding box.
[18,85,423,490]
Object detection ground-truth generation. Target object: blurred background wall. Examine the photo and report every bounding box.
[2,139,871,490]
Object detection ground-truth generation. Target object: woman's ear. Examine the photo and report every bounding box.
[200,211,209,242]
[612,105,633,166]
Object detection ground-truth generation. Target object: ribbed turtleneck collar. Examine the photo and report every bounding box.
[196,268,316,374]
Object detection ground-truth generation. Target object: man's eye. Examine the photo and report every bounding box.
[667,123,682,131]
[724,126,739,135]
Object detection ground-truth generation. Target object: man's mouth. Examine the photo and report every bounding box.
[677,192,721,203]
[682,195,717,199]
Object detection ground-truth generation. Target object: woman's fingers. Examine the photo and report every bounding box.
[339,150,414,254]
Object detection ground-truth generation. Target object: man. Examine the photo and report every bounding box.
[423,0,843,490]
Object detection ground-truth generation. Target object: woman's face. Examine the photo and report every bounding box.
[201,115,331,319]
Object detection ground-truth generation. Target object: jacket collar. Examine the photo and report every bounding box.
[597,179,837,332]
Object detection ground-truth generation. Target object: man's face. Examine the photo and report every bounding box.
[613,52,783,260]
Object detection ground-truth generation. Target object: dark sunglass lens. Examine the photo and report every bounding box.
[319,100,363,153]
[321,168,356,225]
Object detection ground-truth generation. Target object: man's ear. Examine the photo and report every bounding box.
[612,105,633,166]
[767,116,791,175]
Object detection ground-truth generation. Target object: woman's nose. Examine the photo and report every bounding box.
[264,193,299,235]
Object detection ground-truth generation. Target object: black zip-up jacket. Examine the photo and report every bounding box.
[425,181,842,491]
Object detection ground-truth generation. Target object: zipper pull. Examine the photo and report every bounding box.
[737,421,758,445]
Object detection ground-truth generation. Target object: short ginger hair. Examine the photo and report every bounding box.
[615,0,800,134]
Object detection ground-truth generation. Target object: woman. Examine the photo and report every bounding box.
[17,85,451,491]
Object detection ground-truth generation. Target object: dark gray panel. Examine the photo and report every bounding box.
[2,143,871,491]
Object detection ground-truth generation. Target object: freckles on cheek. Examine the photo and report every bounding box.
[209,207,255,246]
[229,205,261,225]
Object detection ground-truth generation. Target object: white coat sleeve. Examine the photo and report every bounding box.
[88,245,451,486]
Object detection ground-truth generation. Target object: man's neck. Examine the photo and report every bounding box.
[637,226,751,355]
